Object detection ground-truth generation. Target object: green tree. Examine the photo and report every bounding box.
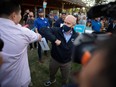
[95,0,107,5]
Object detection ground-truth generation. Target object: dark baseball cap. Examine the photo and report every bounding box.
[38,8,44,13]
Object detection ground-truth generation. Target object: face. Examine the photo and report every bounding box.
[79,50,105,87]
[29,12,34,18]
[64,17,75,28]
[26,9,29,13]
[61,14,66,20]
[83,16,86,20]
[38,12,44,17]
[87,22,91,26]
[11,10,22,24]
[95,17,100,21]
[49,14,54,19]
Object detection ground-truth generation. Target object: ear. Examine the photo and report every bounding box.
[72,24,75,29]
[10,12,16,20]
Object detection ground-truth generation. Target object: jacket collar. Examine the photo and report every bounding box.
[58,27,78,42]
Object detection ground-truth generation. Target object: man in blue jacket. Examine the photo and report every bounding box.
[39,15,78,86]
[91,17,102,32]
[34,8,50,63]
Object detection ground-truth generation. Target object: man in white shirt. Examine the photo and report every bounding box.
[0,0,41,87]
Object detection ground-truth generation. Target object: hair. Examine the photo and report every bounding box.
[0,0,21,17]
[61,12,66,15]
[65,15,77,25]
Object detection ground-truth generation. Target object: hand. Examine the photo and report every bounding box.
[23,24,29,28]
[55,39,61,46]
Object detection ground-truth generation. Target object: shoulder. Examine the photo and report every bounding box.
[51,27,61,32]
[17,24,30,32]
[44,18,49,21]
[73,29,79,36]
[34,18,41,23]
[57,18,62,22]
[35,18,41,21]
[10,24,35,35]
[34,18,38,22]
[44,18,48,20]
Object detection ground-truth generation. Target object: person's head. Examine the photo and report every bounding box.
[79,36,116,87]
[63,15,76,32]
[61,12,67,20]
[38,8,44,17]
[25,9,30,14]
[82,16,86,20]
[29,12,34,19]
[100,17,106,22]
[49,13,54,19]
[86,20,92,27]
[0,0,21,25]
[113,19,116,24]
[94,17,100,21]
[64,15,76,28]
[74,15,79,24]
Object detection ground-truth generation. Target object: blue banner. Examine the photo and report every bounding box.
[74,24,86,33]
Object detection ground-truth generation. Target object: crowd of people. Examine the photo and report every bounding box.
[24,8,116,34]
[0,0,116,87]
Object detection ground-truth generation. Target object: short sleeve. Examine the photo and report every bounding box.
[34,19,39,29]
[22,27,40,43]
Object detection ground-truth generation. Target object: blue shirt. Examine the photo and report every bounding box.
[63,30,72,43]
[34,17,50,31]
[91,20,101,32]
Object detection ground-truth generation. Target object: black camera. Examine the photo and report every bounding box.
[72,1,116,65]
[72,33,110,65]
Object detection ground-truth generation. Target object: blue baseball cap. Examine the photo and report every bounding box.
[38,8,44,13]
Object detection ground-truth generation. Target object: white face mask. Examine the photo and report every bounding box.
[41,17,44,20]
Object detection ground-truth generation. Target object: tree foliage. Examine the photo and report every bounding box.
[95,0,107,5]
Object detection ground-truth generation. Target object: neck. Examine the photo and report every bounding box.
[0,14,9,19]
[39,16,44,18]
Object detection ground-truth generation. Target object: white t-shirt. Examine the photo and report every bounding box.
[0,18,40,87]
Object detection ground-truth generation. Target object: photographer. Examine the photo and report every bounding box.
[72,1,116,87]
[23,9,30,25]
